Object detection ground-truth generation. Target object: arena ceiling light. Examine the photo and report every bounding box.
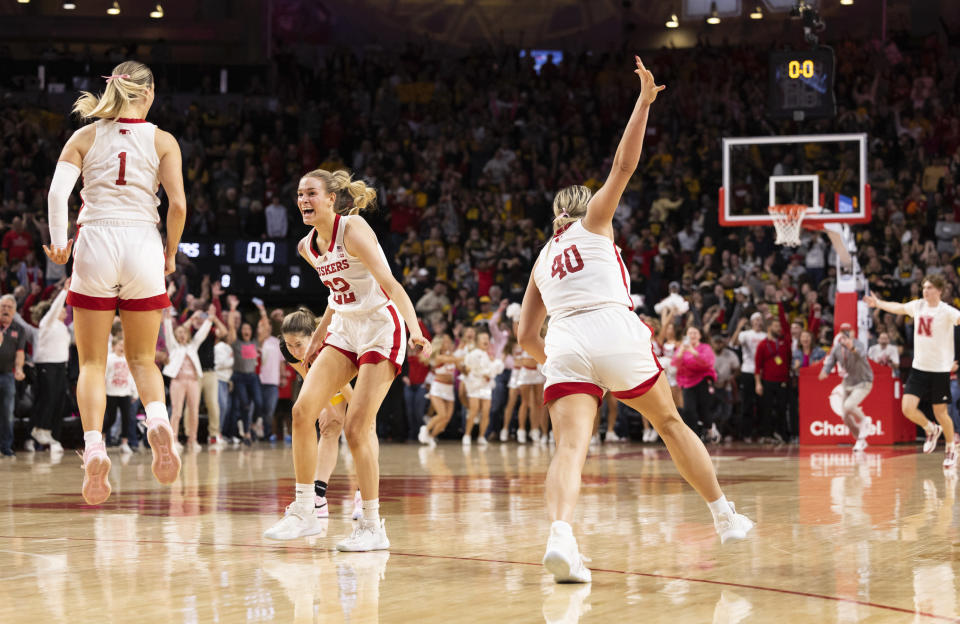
[840,0,853,4]
[107,1,120,15]
[666,13,679,28]
[150,3,164,18]
[63,1,76,8]
[706,2,720,24]
[750,5,763,19]
[17,0,29,4]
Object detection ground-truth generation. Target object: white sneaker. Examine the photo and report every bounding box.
[315,495,329,518]
[542,522,591,583]
[351,490,363,520]
[31,427,53,445]
[478,436,488,447]
[530,429,541,444]
[263,502,326,540]
[49,441,63,454]
[336,518,390,552]
[517,429,527,444]
[427,434,437,448]
[606,431,623,442]
[648,429,660,443]
[715,501,754,544]
[120,442,133,455]
[944,446,957,470]
[499,429,509,442]
[589,435,600,447]
[853,438,868,453]
[24,439,35,453]
[462,434,471,446]
[707,425,721,444]
[418,425,429,445]
[923,424,943,453]
[548,432,555,445]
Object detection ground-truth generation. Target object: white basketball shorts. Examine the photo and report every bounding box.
[429,381,455,402]
[323,302,407,375]
[67,221,170,311]
[542,306,663,405]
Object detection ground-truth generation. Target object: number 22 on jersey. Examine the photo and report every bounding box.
[550,244,585,280]
[324,277,357,305]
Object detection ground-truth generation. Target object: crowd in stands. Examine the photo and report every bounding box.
[4,29,960,454]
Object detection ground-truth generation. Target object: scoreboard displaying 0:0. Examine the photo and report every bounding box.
[178,239,306,294]
[768,48,836,120]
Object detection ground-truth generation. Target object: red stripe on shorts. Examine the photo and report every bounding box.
[543,382,603,406]
[637,318,665,372]
[611,370,662,399]
[66,291,118,311]
[118,293,172,311]
[322,343,359,368]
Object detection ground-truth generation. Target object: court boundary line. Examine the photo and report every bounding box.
[1,534,955,622]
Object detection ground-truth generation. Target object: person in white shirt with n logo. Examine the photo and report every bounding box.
[865,273,960,469]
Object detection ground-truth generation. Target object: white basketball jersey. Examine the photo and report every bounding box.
[301,214,391,314]
[78,118,161,225]
[905,298,960,372]
[533,220,633,319]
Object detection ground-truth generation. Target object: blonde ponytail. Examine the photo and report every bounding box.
[551,185,591,233]
[72,61,154,121]
[302,168,377,215]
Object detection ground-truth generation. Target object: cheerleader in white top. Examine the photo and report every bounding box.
[262,168,430,552]
[419,333,458,447]
[518,57,752,584]
[461,330,504,446]
[44,61,184,505]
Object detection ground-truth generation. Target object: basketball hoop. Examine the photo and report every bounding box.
[769,204,808,247]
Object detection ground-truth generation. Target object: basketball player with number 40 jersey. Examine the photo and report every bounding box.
[865,274,960,469]
[44,60,184,506]
[518,56,753,585]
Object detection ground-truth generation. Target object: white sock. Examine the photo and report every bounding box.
[362,498,380,523]
[144,401,168,424]
[295,483,313,507]
[708,495,733,520]
[83,430,103,447]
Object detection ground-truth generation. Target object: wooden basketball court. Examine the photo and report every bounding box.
[1,442,957,623]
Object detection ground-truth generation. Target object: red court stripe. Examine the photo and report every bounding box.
[0,534,951,622]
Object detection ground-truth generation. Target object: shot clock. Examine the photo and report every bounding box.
[768,48,836,120]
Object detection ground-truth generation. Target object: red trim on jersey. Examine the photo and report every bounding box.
[358,352,402,377]
[321,343,359,368]
[307,229,321,259]
[543,382,603,406]
[115,118,148,124]
[328,214,341,253]
[553,222,574,240]
[612,243,634,310]
[66,291,118,311]
[611,370,662,399]
[118,293,171,311]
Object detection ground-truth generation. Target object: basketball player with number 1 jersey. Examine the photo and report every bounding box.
[865,274,960,469]
[45,61,184,506]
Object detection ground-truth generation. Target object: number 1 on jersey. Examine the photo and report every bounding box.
[115,151,127,186]
[550,244,585,280]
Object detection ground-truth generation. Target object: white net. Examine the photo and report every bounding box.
[769,205,807,247]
